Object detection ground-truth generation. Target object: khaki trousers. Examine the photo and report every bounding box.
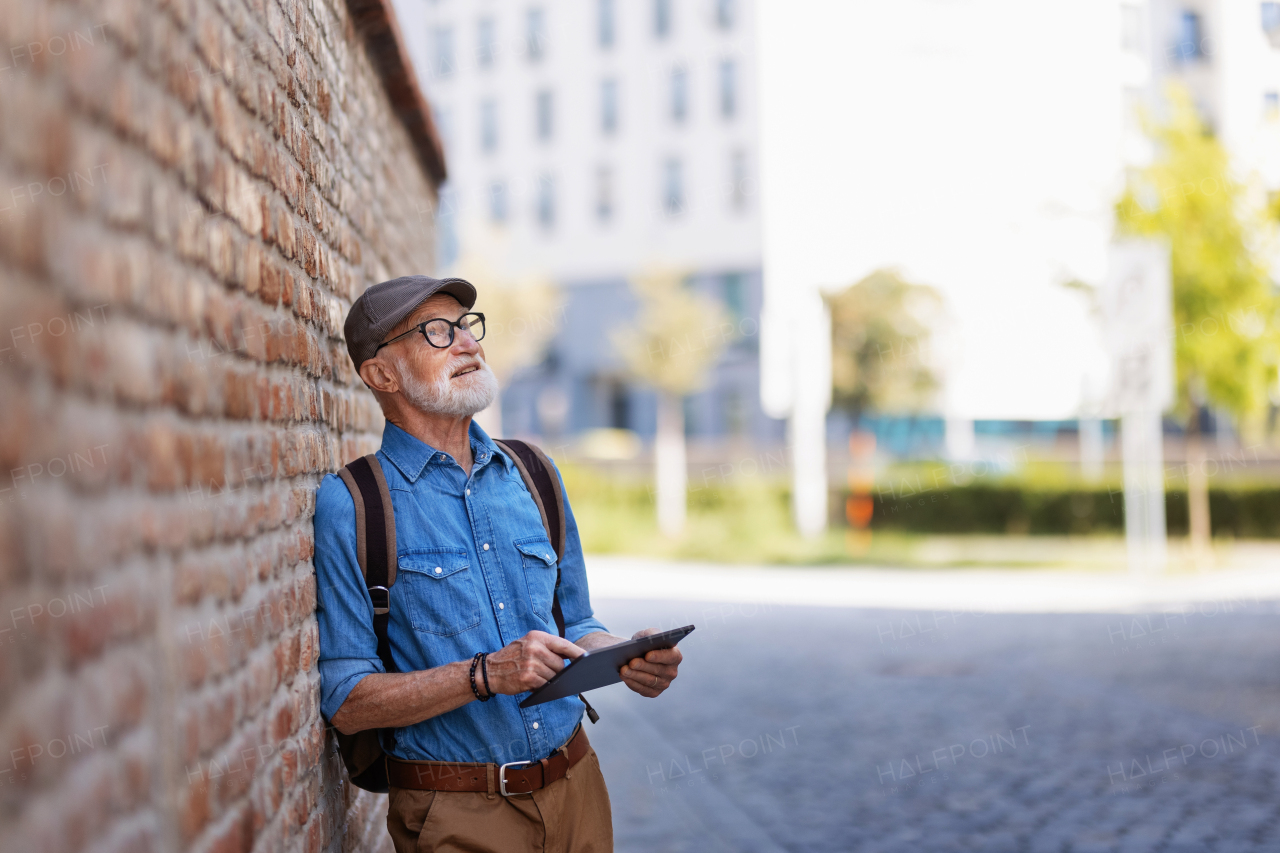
[386,742,613,853]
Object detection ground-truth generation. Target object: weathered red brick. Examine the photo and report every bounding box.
[1,0,437,849]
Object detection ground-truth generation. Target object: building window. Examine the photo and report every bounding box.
[595,166,614,222]
[527,7,547,61]
[477,17,496,67]
[437,185,458,268]
[537,173,556,228]
[723,388,745,436]
[432,26,455,79]
[670,67,688,123]
[1173,10,1204,62]
[663,157,684,215]
[433,105,455,155]
[1266,91,1280,117]
[536,90,554,141]
[683,396,697,437]
[716,0,735,30]
[1122,87,1144,133]
[480,99,498,153]
[729,149,748,211]
[596,167,615,222]
[718,60,736,119]
[1120,5,1143,53]
[721,273,745,324]
[1264,3,1280,34]
[654,0,672,39]
[601,78,619,134]
[598,0,616,48]
[488,180,508,223]
[609,381,630,430]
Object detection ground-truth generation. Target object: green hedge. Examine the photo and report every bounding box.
[868,486,1280,537]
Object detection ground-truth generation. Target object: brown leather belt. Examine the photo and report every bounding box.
[386,725,589,796]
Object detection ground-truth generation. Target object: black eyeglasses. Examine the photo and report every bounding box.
[375,313,486,353]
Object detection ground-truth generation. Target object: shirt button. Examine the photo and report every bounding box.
[466,488,470,496]
[498,602,505,610]
[532,722,539,730]
[435,567,442,574]
[483,543,490,551]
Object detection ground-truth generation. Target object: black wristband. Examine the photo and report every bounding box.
[469,653,491,702]
[480,652,492,699]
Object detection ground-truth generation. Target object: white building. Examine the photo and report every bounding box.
[391,0,770,444]
[395,0,761,279]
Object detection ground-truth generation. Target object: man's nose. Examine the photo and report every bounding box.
[452,328,480,354]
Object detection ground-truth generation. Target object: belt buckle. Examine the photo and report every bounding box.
[498,760,533,797]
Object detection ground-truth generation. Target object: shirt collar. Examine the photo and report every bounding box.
[380,421,434,483]
[468,420,509,471]
[379,420,511,483]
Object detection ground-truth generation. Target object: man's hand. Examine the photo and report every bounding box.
[486,630,585,695]
[619,627,682,698]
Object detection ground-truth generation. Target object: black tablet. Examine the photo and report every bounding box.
[518,625,695,708]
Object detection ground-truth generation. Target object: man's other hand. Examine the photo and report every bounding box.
[486,630,585,695]
[620,627,682,698]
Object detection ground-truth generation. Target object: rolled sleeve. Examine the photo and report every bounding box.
[313,473,385,721]
[548,460,610,643]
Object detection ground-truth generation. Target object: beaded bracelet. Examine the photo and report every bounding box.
[469,652,491,702]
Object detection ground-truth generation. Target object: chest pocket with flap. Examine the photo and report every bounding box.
[514,536,557,621]
[396,546,481,637]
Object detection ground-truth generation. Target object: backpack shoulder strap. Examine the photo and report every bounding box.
[337,454,398,673]
[493,439,566,562]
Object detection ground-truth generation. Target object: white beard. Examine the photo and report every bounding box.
[397,353,499,418]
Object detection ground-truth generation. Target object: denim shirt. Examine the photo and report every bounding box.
[313,420,609,764]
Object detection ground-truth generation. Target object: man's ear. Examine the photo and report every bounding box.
[359,356,399,394]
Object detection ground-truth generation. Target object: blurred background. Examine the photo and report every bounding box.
[3,0,1280,850]
[397,1,1280,849]
[399,0,1280,572]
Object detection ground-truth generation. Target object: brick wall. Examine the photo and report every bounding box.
[0,0,441,850]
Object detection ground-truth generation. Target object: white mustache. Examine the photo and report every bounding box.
[447,355,487,378]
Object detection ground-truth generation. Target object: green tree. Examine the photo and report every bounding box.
[613,269,729,536]
[828,269,942,425]
[1115,85,1279,562]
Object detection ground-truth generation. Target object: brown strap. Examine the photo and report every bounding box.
[386,726,589,793]
[337,454,398,674]
[336,455,399,587]
[337,467,369,578]
[360,454,399,587]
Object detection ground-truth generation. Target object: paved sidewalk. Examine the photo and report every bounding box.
[586,555,1280,613]
[585,563,1280,852]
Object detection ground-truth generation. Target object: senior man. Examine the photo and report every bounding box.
[314,275,681,853]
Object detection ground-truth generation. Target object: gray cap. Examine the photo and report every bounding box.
[344,274,477,370]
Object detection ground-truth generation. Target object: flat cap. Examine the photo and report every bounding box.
[344,274,477,370]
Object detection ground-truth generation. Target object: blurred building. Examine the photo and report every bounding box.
[1128,0,1280,189]
[393,0,779,449]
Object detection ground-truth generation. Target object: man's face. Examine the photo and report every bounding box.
[374,293,498,418]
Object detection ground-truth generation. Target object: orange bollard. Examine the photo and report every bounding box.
[846,431,876,556]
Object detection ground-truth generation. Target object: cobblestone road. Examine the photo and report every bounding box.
[586,595,1280,853]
